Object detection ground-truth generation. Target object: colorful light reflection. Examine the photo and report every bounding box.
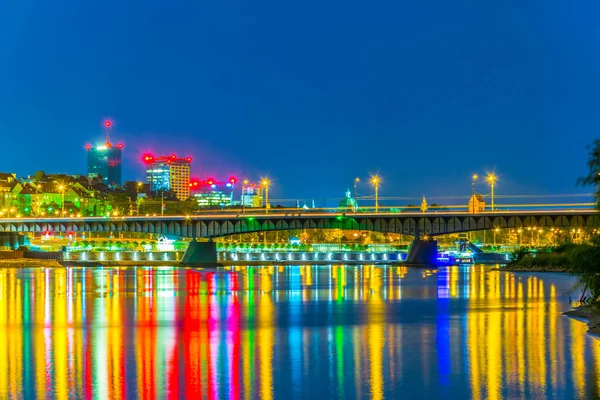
[0,266,596,398]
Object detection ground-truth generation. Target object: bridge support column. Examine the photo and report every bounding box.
[406,239,438,265]
[180,240,220,267]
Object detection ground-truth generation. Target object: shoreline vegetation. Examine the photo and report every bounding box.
[0,259,62,268]
[564,304,600,335]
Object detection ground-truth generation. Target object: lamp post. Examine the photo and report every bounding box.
[370,175,380,213]
[471,174,478,213]
[494,228,500,247]
[242,179,249,215]
[136,182,143,215]
[57,184,66,216]
[161,190,164,217]
[486,173,497,211]
[354,177,360,211]
[262,179,270,214]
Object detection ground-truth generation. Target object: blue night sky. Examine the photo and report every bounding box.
[1,1,599,204]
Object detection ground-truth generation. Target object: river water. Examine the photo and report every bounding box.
[0,265,598,399]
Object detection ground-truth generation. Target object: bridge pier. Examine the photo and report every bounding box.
[180,240,220,267]
[406,238,438,266]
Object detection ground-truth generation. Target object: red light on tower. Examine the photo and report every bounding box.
[142,154,155,164]
[229,177,237,184]
[117,143,123,149]
[207,179,214,185]
[189,179,200,190]
[171,154,177,159]
[104,120,112,128]
[106,142,112,148]
[185,157,192,162]
[85,144,91,150]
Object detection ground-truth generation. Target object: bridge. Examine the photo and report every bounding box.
[0,208,597,265]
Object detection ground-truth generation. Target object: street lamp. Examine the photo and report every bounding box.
[57,183,66,216]
[241,179,249,215]
[261,178,270,214]
[486,173,497,211]
[471,174,478,213]
[370,175,381,213]
[136,182,143,215]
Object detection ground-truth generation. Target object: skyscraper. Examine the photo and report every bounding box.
[143,154,191,200]
[86,120,123,186]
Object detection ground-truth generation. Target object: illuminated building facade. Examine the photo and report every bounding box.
[86,120,123,186]
[241,181,263,207]
[468,194,486,213]
[191,178,236,208]
[86,144,123,186]
[143,154,191,200]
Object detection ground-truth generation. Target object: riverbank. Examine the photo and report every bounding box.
[493,265,569,272]
[0,258,62,268]
[564,304,600,335]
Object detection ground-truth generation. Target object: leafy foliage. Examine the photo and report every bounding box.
[577,139,600,208]
[568,245,600,299]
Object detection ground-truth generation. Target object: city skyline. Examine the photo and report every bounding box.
[2,2,599,199]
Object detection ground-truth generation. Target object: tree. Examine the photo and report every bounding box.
[323,229,344,243]
[109,192,132,215]
[577,139,600,209]
[177,198,197,215]
[569,244,600,300]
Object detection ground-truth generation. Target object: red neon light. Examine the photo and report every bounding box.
[117,143,123,149]
[104,120,111,128]
[189,179,201,190]
[185,157,192,162]
[229,177,237,184]
[142,154,155,164]
[171,154,177,159]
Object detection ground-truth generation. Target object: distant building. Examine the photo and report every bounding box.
[338,188,357,211]
[241,181,263,207]
[0,173,21,210]
[192,178,235,207]
[86,144,123,186]
[468,194,486,213]
[143,154,191,200]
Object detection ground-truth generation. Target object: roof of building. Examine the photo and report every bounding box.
[19,183,42,195]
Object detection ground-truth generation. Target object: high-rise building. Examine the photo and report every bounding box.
[86,120,123,186]
[87,144,123,186]
[143,154,191,200]
[241,181,263,207]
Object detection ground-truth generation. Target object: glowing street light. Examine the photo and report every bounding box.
[57,183,66,216]
[370,175,381,213]
[471,174,478,214]
[486,173,497,211]
[136,182,143,215]
[261,178,270,214]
